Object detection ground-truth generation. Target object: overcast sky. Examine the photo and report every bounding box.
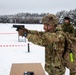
[0,0,76,15]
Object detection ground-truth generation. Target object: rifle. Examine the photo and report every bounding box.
[13,25,25,31]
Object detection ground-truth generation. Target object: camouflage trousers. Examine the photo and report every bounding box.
[45,64,66,75]
[45,71,65,75]
[70,72,76,75]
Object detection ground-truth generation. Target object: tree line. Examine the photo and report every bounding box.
[56,8,76,26]
[0,13,47,24]
[0,8,76,26]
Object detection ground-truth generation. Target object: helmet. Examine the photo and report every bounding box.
[42,14,58,25]
[64,17,70,21]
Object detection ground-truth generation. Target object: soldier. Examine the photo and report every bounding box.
[61,17,76,75]
[62,17,74,34]
[61,20,76,75]
[17,14,69,75]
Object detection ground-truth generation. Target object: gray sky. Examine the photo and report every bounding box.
[0,0,76,15]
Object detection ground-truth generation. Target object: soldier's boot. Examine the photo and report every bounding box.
[70,73,76,75]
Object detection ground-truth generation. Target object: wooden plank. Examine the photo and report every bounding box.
[10,63,45,75]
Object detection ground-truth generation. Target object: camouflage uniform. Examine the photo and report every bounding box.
[61,17,76,75]
[17,14,67,75]
[74,28,76,37]
[54,26,76,75]
[62,33,76,75]
[26,28,66,75]
[62,22,74,34]
[18,14,76,75]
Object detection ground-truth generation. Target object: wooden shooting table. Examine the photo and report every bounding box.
[10,63,45,75]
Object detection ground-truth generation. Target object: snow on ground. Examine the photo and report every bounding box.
[0,23,69,75]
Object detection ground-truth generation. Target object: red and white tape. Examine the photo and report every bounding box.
[0,44,26,47]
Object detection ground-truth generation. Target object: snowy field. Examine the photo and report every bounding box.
[0,23,69,75]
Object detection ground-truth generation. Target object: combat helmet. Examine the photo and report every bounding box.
[64,17,70,21]
[42,14,58,25]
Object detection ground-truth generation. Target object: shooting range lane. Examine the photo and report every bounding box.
[0,24,45,75]
[0,24,69,75]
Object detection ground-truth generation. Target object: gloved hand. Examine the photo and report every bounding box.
[20,27,28,33]
[20,27,28,37]
[17,27,29,37]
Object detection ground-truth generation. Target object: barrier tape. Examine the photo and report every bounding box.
[0,33,17,34]
[0,44,26,47]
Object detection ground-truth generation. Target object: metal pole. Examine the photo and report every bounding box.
[28,43,30,52]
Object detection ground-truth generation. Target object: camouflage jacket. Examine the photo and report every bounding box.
[17,24,76,74]
[26,29,66,75]
[26,26,76,74]
[63,34,76,73]
[54,25,76,73]
[74,28,76,37]
[62,23,74,34]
